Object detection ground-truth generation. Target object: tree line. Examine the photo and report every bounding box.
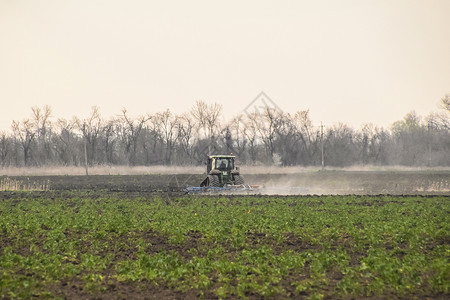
[1,96,449,168]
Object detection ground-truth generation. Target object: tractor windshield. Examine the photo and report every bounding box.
[215,158,233,170]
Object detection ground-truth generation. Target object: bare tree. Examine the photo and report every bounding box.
[177,112,195,163]
[325,123,357,167]
[118,108,151,165]
[3,102,450,168]
[243,111,259,164]
[255,106,283,163]
[291,110,316,165]
[390,111,429,165]
[32,105,52,140]
[74,107,103,166]
[0,131,12,167]
[228,114,248,160]
[431,95,450,130]
[191,101,223,155]
[31,105,53,164]
[272,113,295,165]
[102,119,118,165]
[440,94,450,112]
[154,109,178,164]
[424,109,449,166]
[358,123,374,165]
[52,118,77,165]
[12,119,36,166]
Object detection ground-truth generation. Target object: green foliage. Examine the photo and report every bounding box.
[0,193,448,298]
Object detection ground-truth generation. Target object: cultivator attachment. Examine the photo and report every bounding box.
[185,184,262,195]
[185,184,311,195]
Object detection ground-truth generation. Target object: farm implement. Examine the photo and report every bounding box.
[186,155,263,194]
[185,184,310,195]
[186,154,309,195]
[186,184,262,194]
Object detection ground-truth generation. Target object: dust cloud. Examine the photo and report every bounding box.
[244,168,450,195]
[1,165,448,195]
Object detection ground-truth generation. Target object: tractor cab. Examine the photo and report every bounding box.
[206,155,235,174]
[200,155,244,187]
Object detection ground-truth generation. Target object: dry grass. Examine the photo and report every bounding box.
[0,165,448,176]
[0,177,50,191]
[0,165,204,176]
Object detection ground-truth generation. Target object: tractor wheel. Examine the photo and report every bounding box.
[208,175,220,187]
[233,175,244,185]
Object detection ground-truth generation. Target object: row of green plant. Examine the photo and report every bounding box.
[0,194,448,298]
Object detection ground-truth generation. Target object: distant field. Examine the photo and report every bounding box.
[1,165,449,176]
[1,169,449,195]
[0,192,448,299]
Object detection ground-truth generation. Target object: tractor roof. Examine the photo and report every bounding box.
[209,155,235,159]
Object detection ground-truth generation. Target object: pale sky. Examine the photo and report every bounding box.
[1,0,449,131]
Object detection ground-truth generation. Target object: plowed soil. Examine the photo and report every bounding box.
[1,170,448,194]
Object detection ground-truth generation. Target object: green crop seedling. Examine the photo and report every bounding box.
[0,192,448,298]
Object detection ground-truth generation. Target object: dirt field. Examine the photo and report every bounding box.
[1,170,448,195]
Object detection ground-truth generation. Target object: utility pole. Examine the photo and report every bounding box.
[84,137,89,176]
[83,123,89,176]
[428,120,432,167]
[321,122,325,170]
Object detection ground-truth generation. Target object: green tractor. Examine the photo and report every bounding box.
[200,155,245,187]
